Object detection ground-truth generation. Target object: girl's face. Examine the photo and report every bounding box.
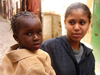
[14,17,42,52]
[64,8,90,43]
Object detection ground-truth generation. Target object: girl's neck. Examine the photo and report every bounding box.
[68,39,80,51]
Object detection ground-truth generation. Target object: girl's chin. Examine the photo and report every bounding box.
[72,39,81,43]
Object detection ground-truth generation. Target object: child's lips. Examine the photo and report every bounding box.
[33,43,40,47]
[73,33,81,38]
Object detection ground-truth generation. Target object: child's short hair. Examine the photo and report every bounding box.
[11,11,38,34]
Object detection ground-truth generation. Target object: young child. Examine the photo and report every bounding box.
[40,2,95,75]
[0,12,56,75]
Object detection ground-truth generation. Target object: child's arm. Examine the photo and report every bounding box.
[13,52,56,75]
[25,53,56,75]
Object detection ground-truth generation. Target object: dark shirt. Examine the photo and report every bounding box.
[40,35,95,75]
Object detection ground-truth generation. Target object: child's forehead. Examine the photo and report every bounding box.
[18,17,39,23]
[18,17,34,21]
[17,17,40,27]
[71,8,84,12]
[69,8,86,15]
[66,8,89,20]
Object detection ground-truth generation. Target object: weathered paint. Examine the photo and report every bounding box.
[27,0,40,19]
[1,0,13,19]
[20,0,41,19]
[92,0,100,67]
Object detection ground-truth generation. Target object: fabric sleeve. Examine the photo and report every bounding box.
[46,53,56,75]
[40,42,48,52]
[24,54,56,75]
[25,63,56,75]
[0,55,14,75]
[88,53,96,75]
[88,62,95,75]
[25,64,49,75]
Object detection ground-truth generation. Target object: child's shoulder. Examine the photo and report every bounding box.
[37,49,50,56]
[42,36,63,46]
[80,42,92,50]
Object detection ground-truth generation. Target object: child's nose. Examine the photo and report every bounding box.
[33,34,39,40]
[74,24,80,30]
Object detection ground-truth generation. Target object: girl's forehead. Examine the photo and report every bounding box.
[66,9,89,20]
[17,17,40,27]
[18,17,39,23]
[18,17,34,21]
[70,8,85,13]
[68,8,87,16]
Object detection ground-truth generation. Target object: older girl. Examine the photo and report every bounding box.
[40,2,95,75]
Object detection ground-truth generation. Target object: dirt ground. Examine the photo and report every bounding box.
[0,17,16,62]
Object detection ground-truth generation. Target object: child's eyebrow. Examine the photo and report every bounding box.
[25,30,33,32]
[79,19,87,21]
[68,19,75,21]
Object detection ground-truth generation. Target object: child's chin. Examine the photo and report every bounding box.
[31,47,39,52]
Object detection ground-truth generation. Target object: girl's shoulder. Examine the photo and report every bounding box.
[37,49,50,56]
[80,42,92,50]
[42,36,65,44]
[80,42,93,56]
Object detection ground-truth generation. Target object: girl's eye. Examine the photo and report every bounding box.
[26,33,32,36]
[69,21,75,25]
[37,30,42,35]
[80,21,85,25]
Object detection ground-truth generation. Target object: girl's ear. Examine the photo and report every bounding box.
[64,20,66,25]
[64,20,67,29]
[13,34,19,42]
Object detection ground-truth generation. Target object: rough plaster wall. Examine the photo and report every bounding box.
[52,15,62,38]
[42,15,52,41]
[82,26,92,45]
[42,13,62,41]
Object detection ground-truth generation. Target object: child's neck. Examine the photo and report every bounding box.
[70,41,80,51]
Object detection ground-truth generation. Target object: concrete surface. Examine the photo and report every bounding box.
[0,17,16,61]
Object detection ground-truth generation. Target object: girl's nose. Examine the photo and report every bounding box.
[33,34,39,41]
[74,24,80,30]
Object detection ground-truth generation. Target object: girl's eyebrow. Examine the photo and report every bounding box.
[68,19,75,21]
[25,30,33,32]
[79,19,87,21]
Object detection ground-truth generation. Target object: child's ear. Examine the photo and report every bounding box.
[64,20,67,28]
[13,34,19,42]
[64,20,66,24]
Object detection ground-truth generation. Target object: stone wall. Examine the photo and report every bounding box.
[42,13,62,41]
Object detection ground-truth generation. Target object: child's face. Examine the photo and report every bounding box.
[14,17,42,52]
[64,8,90,43]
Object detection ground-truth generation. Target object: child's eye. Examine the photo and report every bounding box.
[37,30,42,35]
[26,33,32,36]
[69,21,75,25]
[80,21,85,25]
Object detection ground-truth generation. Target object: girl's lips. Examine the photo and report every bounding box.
[33,44,40,47]
[73,33,81,38]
